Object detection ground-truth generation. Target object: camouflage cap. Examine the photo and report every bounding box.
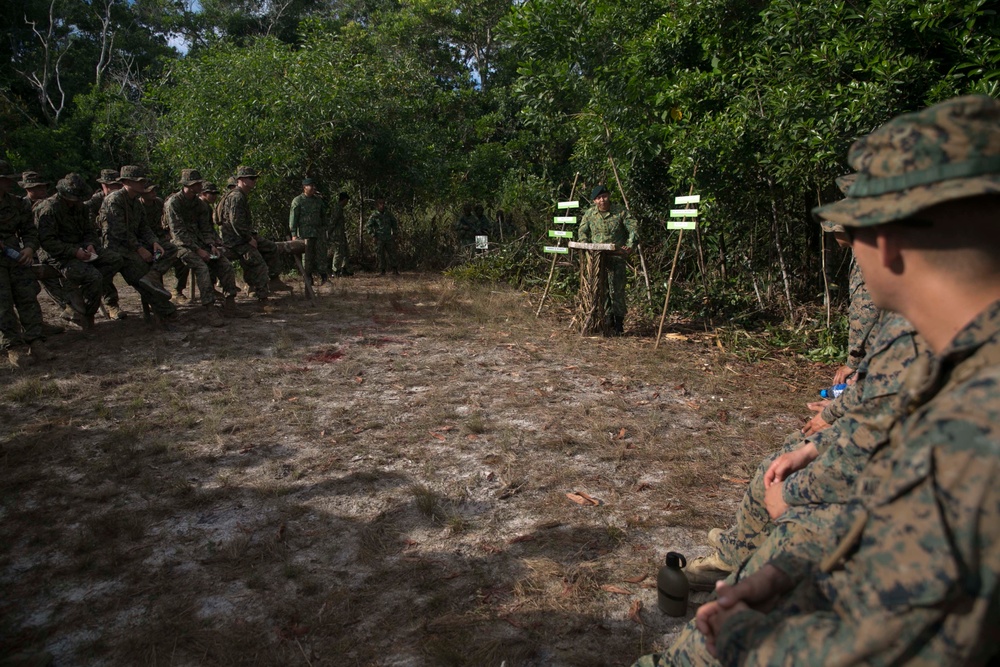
[813,95,1000,227]
[19,171,49,189]
[179,168,205,186]
[202,182,219,194]
[118,164,150,183]
[302,177,315,186]
[57,173,90,201]
[819,174,858,233]
[235,165,260,179]
[96,168,120,184]
[0,159,18,180]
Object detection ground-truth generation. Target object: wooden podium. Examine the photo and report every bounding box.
[569,241,617,336]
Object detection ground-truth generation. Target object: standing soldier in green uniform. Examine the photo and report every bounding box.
[288,178,329,285]
[0,160,50,367]
[633,95,1000,667]
[454,203,479,249]
[99,165,178,323]
[219,166,287,303]
[328,191,352,276]
[86,169,127,319]
[577,185,638,335]
[366,198,399,275]
[37,174,123,330]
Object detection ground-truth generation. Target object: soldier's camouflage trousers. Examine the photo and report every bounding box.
[0,257,44,350]
[226,238,279,297]
[112,243,178,317]
[374,238,397,273]
[302,236,327,277]
[52,251,123,317]
[176,247,237,305]
[328,225,348,273]
[606,256,627,318]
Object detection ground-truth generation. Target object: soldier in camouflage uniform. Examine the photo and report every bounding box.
[219,166,286,302]
[634,95,1000,667]
[98,165,178,321]
[327,191,352,276]
[366,198,399,275]
[577,185,638,335]
[163,169,235,326]
[20,171,75,331]
[0,160,51,367]
[36,174,123,330]
[86,169,126,319]
[289,178,329,284]
[454,203,480,248]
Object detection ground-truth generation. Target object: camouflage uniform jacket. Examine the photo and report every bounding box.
[718,299,1000,666]
[196,200,222,247]
[0,191,38,256]
[328,201,346,232]
[100,188,158,252]
[365,210,398,242]
[577,202,638,248]
[36,195,100,262]
[164,191,209,251]
[845,262,879,371]
[454,213,481,243]
[85,190,104,226]
[143,196,165,237]
[289,194,327,239]
[219,189,255,248]
[786,311,928,507]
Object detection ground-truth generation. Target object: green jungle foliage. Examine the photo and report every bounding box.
[2,0,998,330]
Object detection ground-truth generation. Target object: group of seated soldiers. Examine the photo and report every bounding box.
[0,163,292,369]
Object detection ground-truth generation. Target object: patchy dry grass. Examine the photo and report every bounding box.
[0,272,826,666]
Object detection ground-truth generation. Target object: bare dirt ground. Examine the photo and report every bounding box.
[1,272,828,666]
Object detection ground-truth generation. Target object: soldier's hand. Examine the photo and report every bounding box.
[806,399,830,413]
[764,442,818,488]
[801,412,830,437]
[832,364,854,386]
[86,245,96,255]
[695,564,793,650]
[137,246,153,262]
[764,480,790,519]
[249,237,258,249]
[698,599,751,658]
[152,242,164,255]
[74,247,91,261]
[197,248,211,261]
[17,247,34,266]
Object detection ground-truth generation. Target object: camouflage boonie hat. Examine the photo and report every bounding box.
[202,182,219,194]
[0,160,18,180]
[96,168,120,184]
[235,165,260,179]
[118,164,150,183]
[819,174,858,233]
[57,173,90,201]
[19,171,49,189]
[814,95,1000,227]
[179,169,205,186]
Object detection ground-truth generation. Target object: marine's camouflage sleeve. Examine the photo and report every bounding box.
[716,300,1000,667]
[820,306,885,425]
[36,196,97,260]
[366,211,398,241]
[0,191,38,252]
[577,203,637,247]
[786,314,926,508]
[164,192,204,250]
[220,189,253,247]
[845,263,879,370]
[196,199,220,245]
[101,189,155,251]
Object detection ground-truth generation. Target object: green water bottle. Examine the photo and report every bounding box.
[657,552,689,617]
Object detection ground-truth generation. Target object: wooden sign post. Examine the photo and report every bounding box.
[535,176,581,316]
[655,195,700,348]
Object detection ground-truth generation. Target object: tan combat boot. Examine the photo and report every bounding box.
[105,304,127,320]
[707,528,726,550]
[7,347,34,368]
[171,287,188,303]
[222,295,251,318]
[685,551,735,592]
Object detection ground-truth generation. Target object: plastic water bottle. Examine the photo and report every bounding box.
[819,383,848,399]
[657,552,689,617]
[2,246,22,261]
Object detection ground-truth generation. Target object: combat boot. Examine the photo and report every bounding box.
[105,304,128,320]
[28,341,54,362]
[684,551,734,592]
[140,270,172,298]
[707,528,726,550]
[171,287,189,303]
[223,295,251,318]
[41,322,65,336]
[268,277,293,293]
[202,305,224,327]
[7,347,34,369]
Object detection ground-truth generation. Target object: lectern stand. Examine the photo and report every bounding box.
[568,241,617,336]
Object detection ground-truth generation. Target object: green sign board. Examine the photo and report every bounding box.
[548,230,573,238]
[543,246,569,254]
[557,201,580,209]
[553,216,577,224]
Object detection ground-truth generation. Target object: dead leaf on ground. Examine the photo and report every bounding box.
[614,427,627,440]
[508,534,534,544]
[429,431,446,441]
[566,491,600,506]
[600,584,631,595]
[354,376,364,384]
[722,475,750,484]
[623,573,647,584]
[627,599,644,625]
